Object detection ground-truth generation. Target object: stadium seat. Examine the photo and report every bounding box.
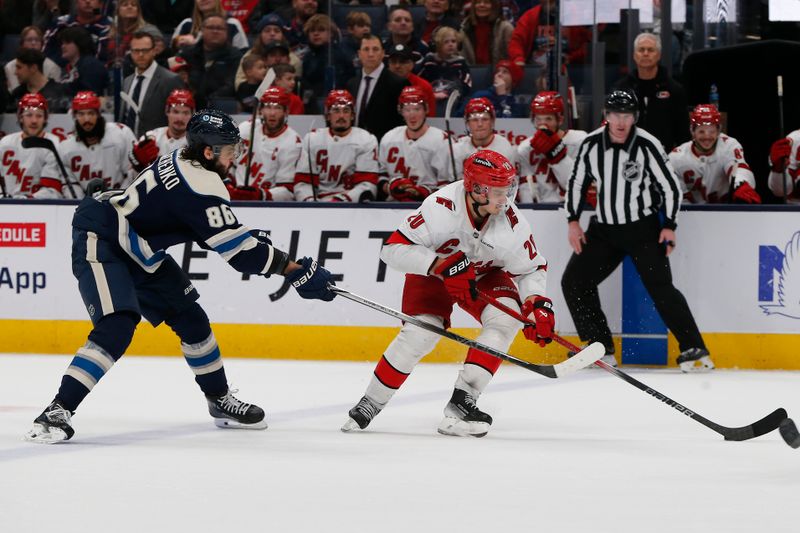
[519,66,543,95]
[331,5,388,36]
[208,97,239,114]
[1,34,20,63]
[469,66,492,92]
[406,5,426,33]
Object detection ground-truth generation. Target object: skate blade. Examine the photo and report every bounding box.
[437,417,489,438]
[24,424,70,444]
[341,418,362,433]
[213,418,268,430]
[679,357,715,373]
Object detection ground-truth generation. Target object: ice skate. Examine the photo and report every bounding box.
[206,389,268,429]
[341,395,382,432]
[437,389,492,438]
[677,348,714,373]
[24,401,75,444]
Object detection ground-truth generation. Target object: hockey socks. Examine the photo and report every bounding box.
[167,303,228,396]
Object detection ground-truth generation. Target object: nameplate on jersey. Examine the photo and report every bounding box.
[157,155,180,190]
[622,160,642,182]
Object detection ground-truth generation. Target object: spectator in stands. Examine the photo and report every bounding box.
[122,30,186,137]
[272,63,304,114]
[347,35,409,141]
[179,14,243,109]
[32,0,73,33]
[383,7,429,58]
[5,27,62,92]
[235,14,302,92]
[278,0,319,51]
[341,11,372,64]
[9,48,69,113]
[386,43,435,118]
[172,0,249,51]
[43,0,112,66]
[235,54,268,112]
[221,0,263,33]
[107,0,161,66]
[415,26,470,114]
[459,0,513,66]
[140,0,194,30]
[613,32,688,151]
[301,14,354,97]
[508,0,591,68]
[58,26,109,98]
[168,55,191,86]
[420,0,461,44]
[468,59,525,118]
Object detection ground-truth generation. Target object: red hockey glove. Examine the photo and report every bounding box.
[130,137,159,171]
[521,296,555,347]
[732,181,761,204]
[769,138,792,172]
[389,178,429,202]
[433,252,476,304]
[225,182,265,201]
[530,129,566,163]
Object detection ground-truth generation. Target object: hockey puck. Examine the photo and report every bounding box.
[779,418,800,449]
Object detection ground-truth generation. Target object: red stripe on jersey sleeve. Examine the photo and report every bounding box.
[38,177,63,192]
[350,171,379,185]
[294,172,316,184]
[385,230,414,245]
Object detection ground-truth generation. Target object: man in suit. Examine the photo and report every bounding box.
[122,30,185,138]
[347,35,409,142]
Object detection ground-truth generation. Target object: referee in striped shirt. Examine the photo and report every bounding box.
[560,90,713,372]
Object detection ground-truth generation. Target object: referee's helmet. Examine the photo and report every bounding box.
[604,90,639,121]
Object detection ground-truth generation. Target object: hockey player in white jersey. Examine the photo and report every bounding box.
[129,89,195,173]
[294,89,380,202]
[230,86,301,201]
[58,91,137,197]
[342,150,554,437]
[767,129,800,203]
[517,91,586,203]
[669,104,761,204]
[452,97,517,179]
[378,86,451,202]
[0,93,63,199]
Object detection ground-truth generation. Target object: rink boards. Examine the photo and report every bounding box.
[1,201,799,369]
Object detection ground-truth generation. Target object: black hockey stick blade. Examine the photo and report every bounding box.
[330,285,603,378]
[21,136,56,151]
[719,407,786,442]
[779,417,800,449]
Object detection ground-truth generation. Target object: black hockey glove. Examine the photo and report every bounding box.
[285,257,337,301]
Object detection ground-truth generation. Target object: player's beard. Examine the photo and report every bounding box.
[76,115,106,145]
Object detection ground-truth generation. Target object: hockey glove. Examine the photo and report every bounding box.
[327,192,352,202]
[522,296,555,347]
[389,178,430,202]
[433,252,476,304]
[130,137,159,171]
[769,138,792,172]
[226,182,265,201]
[285,257,337,301]
[530,129,566,163]
[732,181,761,204]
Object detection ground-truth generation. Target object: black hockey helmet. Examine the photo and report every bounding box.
[604,90,639,118]
[186,109,241,150]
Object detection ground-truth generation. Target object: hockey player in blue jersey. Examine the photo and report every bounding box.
[25,109,337,443]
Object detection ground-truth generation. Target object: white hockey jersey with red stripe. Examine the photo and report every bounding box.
[235,121,301,201]
[145,126,188,159]
[381,180,548,300]
[0,132,62,198]
[768,129,800,203]
[516,129,586,203]
[58,122,137,198]
[452,133,517,180]
[294,127,379,202]
[669,134,754,203]
[378,125,452,194]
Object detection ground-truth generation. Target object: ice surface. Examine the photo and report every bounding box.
[1,355,799,532]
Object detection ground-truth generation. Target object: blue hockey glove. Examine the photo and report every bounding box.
[285,257,336,301]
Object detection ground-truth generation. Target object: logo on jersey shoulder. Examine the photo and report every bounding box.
[759,230,800,320]
[435,196,455,211]
[622,160,641,182]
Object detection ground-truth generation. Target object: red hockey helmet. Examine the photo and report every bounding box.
[18,93,48,117]
[165,89,195,111]
[398,86,427,109]
[531,91,564,117]
[463,149,518,203]
[72,91,101,112]
[690,104,721,129]
[260,86,291,109]
[325,89,355,113]
[464,97,495,120]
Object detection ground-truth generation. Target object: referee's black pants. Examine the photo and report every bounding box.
[561,215,707,355]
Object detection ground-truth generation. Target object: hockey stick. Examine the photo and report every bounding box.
[21,136,80,199]
[306,118,318,201]
[0,171,8,197]
[444,89,460,181]
[777,75,788,202]
[476,290,796,445]
[244,68,276,188]
[119,90,139,124]
[330,285,604,378]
